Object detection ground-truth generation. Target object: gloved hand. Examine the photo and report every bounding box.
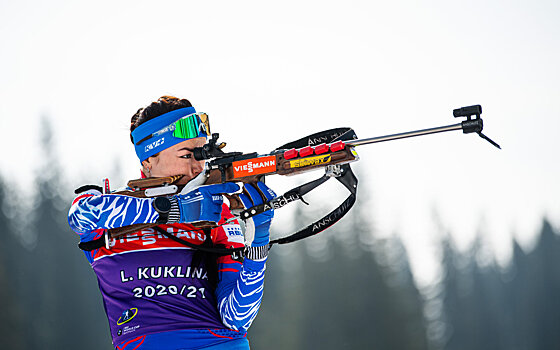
[239,182,276,247]
[172,182,241,223]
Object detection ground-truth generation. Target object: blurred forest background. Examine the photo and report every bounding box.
[1,120,559,350]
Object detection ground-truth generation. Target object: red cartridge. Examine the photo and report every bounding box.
[314,143,329,154]
[299,146,314,157]
[283,148,298,159]
[329,141,345,152]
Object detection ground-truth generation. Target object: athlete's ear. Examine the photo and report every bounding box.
[141,159,151,169]
[142,156,159,177]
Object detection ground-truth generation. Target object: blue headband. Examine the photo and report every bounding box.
[131,107,207,163]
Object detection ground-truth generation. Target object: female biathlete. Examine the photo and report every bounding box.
[68,96,275,350]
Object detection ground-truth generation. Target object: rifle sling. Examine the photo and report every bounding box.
[78,238,106,251]
[275,127,358,150]
[269,163,358,246]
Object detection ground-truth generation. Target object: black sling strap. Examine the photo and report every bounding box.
[78,237,106,251]
[270,163,357,246]
[274,127,357,149]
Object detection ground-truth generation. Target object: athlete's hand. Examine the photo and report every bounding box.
[173,183,241,223]
[239,182,276,247]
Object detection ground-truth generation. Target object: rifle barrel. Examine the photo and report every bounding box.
[347,123,463,147]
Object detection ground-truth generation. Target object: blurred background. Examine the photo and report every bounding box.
[1,0,559,349]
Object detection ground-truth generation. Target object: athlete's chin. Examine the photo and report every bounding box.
[177,175,192,185]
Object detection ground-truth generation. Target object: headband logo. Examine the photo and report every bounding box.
[145,137,165,152]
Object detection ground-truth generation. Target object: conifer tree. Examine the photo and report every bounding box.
[512,219,560,350]
[0,176,26,349]
[23,117,112,349]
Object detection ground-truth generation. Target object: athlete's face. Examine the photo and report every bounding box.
[142,137,206,185]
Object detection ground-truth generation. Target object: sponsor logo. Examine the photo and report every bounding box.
[307,131,346,146]
[224,224,244,244]
[144,137,165,152]
[117,308,138,325]
[262,193,300,211]
[290,154,332,168]
[232,156,276,178]
[121,324,140,336]
[311,199,353,232]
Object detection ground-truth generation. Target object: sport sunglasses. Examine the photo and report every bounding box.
[135,112,211,146]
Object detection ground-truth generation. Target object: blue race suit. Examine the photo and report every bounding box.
[68,187,267,350]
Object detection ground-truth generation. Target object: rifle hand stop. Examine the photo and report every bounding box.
[454,105,501,149]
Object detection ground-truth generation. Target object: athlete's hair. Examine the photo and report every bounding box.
[129,95,193,144]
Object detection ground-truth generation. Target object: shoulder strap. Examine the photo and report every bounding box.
[78,236,106,250]
[269,163,357,246]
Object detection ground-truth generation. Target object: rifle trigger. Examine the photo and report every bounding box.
[300,196,309,205]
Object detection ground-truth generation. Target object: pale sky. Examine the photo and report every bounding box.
[1,0,559,286]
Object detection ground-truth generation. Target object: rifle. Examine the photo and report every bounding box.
[107,104,500,245]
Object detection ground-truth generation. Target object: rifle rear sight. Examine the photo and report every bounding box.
[193,133,259,183]
[193,133,243,161]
